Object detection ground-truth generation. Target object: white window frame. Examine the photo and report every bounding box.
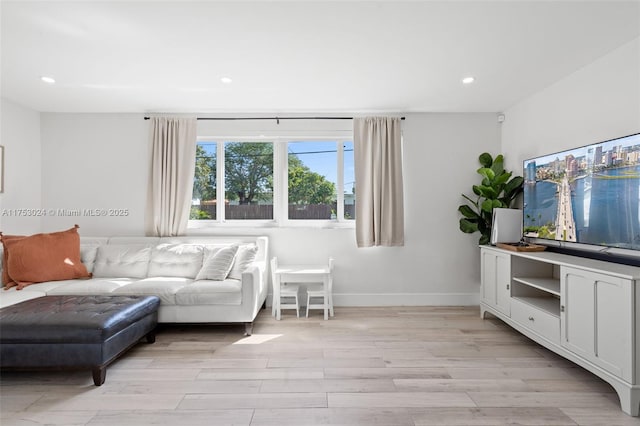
[281,138,353,228]
[221,139,276,227]
[188,135,355,229]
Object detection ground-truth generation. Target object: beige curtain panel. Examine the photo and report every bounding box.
[354,117,405,247]
[146,117,197,237]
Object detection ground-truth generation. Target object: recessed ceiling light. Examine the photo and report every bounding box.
[221,77,232,84]
[41,76,56,84]
[462,76,475,85]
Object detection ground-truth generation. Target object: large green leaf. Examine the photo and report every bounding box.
[459,218,479,233]
[478,152,493,168]
[480,198,503,214]
[498,197,508,206]
[504,176,524,198]
[491,155,504,176]
[458,205,480,219]
[479,234,491,245]
[480,199,494,213]
[477,185,498,199]
[472,185,482,196]
[493,171,512,186]
[477,167,495,181]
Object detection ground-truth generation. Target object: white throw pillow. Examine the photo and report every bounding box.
[80,245,99,274]
[195,245,239,281]
[228,244,258,280]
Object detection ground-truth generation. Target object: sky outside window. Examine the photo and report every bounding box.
[287,141,354,195]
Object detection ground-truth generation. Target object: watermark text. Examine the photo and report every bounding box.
[1,208,130,217]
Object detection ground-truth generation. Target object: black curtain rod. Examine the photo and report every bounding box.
[143,116,405,123]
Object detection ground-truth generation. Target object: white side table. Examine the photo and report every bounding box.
[271,257,334,320]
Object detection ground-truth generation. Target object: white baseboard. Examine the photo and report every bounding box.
[268,292,480,307]
[334,293,480,306]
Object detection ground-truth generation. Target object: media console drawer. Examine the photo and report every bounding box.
[511,298,560,344]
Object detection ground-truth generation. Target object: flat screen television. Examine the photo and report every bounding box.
[523,132,640,265]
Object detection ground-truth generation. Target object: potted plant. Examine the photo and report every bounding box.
[458,152,524,245]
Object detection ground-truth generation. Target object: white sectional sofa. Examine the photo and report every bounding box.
[0,236,269,335]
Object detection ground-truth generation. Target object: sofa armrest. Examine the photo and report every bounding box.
[240,261,267,317]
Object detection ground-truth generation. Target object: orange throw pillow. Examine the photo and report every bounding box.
[3,225,91,290]
[1,234,25,287]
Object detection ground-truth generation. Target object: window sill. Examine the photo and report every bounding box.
[187,220,355,230]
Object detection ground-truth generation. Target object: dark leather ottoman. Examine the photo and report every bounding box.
[0,295,160,386]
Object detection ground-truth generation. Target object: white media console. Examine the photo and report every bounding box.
[480,246,640,416]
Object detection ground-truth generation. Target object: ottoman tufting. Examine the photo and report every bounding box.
[0,295,160,385]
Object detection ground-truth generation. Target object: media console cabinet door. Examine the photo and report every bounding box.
[495,254,511,315]
[561,266,633,382]
[480,248,511,316]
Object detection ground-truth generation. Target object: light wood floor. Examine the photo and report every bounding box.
[1,306,638,426]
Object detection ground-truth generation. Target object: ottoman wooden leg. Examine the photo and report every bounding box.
[92,367,106,386]
[145,331,156,344]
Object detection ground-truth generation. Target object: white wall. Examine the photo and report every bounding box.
[40,114,148,235]
[501,37,640,170]
[38,112,500,305]
[0,99,42,234]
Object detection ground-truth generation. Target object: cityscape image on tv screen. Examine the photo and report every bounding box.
[523,133,640,251]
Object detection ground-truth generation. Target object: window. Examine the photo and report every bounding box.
[190,138,353,226]
[288,141,337,220]
[191,142,217,220]
[224,142,273,220]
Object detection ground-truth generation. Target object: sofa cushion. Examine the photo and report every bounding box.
[228,244,258,280]
[0,290,45,309]
[93,245,151,278]
[175,280,242,306]
[47,278,138,295]
[148,244,204,278]
[13,279,88,293]
[2,226,91,290]
[196,245,239,281]
[111,277,192,305]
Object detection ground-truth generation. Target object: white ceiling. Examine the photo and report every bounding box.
[1,1,639,114]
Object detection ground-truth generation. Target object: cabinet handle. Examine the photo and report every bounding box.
[528,316,535,321]
[506,284,510,290]
[560,305,565,312]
